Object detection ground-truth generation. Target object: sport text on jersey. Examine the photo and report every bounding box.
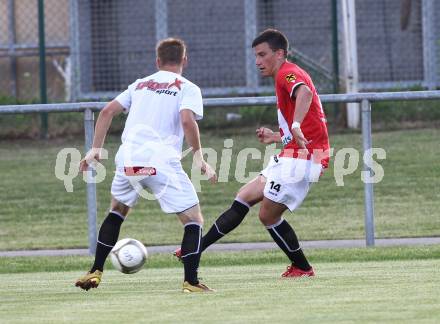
[135,78,184,96]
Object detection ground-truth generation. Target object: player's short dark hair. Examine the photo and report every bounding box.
[156,38,186,65]
[252,29,289,57]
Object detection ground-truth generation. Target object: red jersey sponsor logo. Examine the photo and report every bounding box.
[135,78,184,96]
[136,80,168,91]
[168,78,184,90]
[124,166,157,176]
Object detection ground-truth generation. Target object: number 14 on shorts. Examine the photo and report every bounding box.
[269,181,281,193]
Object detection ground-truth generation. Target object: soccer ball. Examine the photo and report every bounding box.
[110,238,148,274]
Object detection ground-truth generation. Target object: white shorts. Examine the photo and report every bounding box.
[111,160,199,214]
[260,155,323,212]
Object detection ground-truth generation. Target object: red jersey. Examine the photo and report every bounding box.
[275,61,330,168]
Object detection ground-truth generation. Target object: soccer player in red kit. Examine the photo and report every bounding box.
[175,29,330,277]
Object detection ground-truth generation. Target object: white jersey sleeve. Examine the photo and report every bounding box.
[179,84,203,120]
[115,86,132,114]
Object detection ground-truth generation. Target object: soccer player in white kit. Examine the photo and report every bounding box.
[75,38,216,292]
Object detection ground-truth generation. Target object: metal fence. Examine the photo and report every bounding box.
[0,0,439,103]
[0,0,70,101]
[1,90,439,253]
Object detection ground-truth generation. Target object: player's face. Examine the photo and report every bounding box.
[254,42,283,78]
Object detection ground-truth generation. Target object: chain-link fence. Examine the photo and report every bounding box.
[357,0,426,89]
[0,0,70,102]
[0,0,439,102]
[70,0,337,100]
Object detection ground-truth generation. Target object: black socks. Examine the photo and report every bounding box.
[266,218,311,271]
[90,211,124,272]
[201,199,250,251]
[182,199,249,285]
[181,223,203,285]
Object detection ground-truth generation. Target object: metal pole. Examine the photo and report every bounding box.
[331,0,340,120]
[331,0,340,93]
[38,0,48,138]
[155,0,168,42]
[7,0,18,98]
[422,0,437,89]
[361,99,375,246]
[84,108,97,255]
[69,0,80,101]
[244,0,258,89]
[341,0,360,128]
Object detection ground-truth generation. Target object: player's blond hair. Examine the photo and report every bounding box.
[156,38,186,66]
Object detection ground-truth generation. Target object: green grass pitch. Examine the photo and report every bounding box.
[0,128,439,250]
[1,248,439,323]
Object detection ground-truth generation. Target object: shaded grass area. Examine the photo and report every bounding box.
[0,128,439,250]
[0,257,439,323]
[371,99,440,129]
[1,245,439,274]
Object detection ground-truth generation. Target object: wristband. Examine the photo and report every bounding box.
[291,121,301,129]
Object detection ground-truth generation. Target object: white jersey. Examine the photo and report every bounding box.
[114,70,203,166]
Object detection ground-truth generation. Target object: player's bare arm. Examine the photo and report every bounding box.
[256,127,281,144]
[291,85,313,149]
[180,109,217,183]
[79,100,124,171]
